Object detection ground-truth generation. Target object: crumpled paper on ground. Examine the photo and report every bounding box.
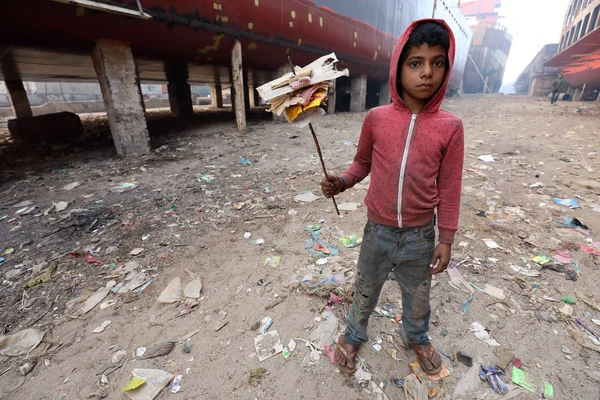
[0,328,45,356]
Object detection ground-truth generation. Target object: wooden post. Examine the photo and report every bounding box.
[580,83,587,101]
[231,40,246,131]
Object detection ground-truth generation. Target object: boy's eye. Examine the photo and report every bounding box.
[434,60,445,67]
[410,61,420,68]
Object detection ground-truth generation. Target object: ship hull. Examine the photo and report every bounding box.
[463,25,512,93]
[0,0,471,89]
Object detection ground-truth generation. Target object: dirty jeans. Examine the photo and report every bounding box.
[344,219,435,347]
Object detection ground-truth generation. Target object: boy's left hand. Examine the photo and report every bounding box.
[430,243,452,275]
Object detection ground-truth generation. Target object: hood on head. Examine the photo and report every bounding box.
[389,18,456,114]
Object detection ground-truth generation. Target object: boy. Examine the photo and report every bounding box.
[321,19,464,375]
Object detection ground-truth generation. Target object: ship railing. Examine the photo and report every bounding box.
[476,22,508,32]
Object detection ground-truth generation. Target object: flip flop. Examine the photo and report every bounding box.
[334,335,358,375]
[410,342,442,375]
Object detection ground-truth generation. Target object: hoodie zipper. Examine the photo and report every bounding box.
[397,114,417,227]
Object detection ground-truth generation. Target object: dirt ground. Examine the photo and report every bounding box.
[1,95,599,400]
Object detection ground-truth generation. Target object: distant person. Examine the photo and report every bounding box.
[321,19,464,376]
[551,74,564,104]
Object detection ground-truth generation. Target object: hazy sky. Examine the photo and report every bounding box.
[498,0,571,91]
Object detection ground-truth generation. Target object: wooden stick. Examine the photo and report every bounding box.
[309,122,340,216]
[287,56,340,216]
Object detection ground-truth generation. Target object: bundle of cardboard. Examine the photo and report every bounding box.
[256,53,349,127]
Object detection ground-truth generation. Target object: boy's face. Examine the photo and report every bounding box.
[399,44,447,107]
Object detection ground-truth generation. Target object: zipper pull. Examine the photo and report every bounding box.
[411,114,417,121]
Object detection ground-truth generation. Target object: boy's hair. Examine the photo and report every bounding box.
[399,22,450,67]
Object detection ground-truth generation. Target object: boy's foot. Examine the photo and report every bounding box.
[411,341,442,375]
[334,335,359,375]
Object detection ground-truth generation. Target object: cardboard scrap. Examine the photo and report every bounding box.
[122,369,173,400]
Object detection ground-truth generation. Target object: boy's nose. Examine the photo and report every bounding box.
[422,64,433,78]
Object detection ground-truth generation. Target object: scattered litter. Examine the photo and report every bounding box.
[471,322,500,346]
[454,362,483,398]
[483,284,505,300]
[63,182,80,190]
[19,361,35,376]
[392,378,405,387]
[457,351,473,367]
[339,234,362,248]
[85,253,106,264]
[479,365,508,394]
[0,328,45,356]
[15,205,37,215]
[482,239,500,249]
[129,248,144,256]
[139,342,175,360]
[510,265,540,277]
[169,374,183,393]
[553,198,579,208]
[409,360,451,381]
[576,291,600,311]
[531,255,553,265]
[288,339,297,352]
[25,264,57,288]
[338,202,360,211]
[559,304,574,316]
[478,154,495,163]
[183,278,202,298]
[244,232,252,239]
[572,331,600,353]
[561,296,577,305]
[511,367,553,398]
[258,317,274,334]
[111,182,137,193]
[122,369,173,400]
[200,174,215,182]
[241,157,252,166]
[309,310,338,349]
[264,256,281,268]
[157,277,182,304]
[304,225,339,258]
[136,347,147,357]
[53,201,69,212]
[92,320,112,333]
[581,245,600,256]
[254,330,284,362]
[294,191,320,203]
[447,267,473,294]
[80,287,111,314]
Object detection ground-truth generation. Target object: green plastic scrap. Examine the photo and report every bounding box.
[200,174,216,182]
[512,367,553,397]
[561,296,577,305]
[339,234,362,248]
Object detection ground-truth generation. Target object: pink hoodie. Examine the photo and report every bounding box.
[341,19,464,244]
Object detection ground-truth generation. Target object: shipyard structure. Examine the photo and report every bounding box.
[460,0,513,94]
[0,0,472,157]
[545,0,600,101]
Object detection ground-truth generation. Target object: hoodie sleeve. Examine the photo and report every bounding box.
[437,120,464,244]
[340,111,373,189]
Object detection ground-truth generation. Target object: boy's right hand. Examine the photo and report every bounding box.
[321,176,344,198]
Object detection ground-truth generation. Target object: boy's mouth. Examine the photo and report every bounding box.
[417,83,434,88]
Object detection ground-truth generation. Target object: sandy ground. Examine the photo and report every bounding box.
[0,95,599,400]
